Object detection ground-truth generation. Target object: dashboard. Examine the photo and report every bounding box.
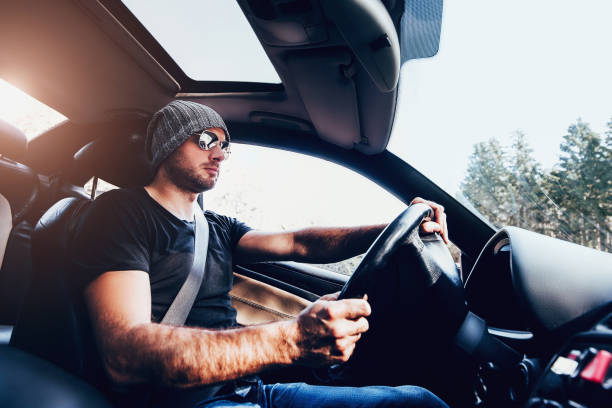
[465,236,529,332]
[465,227,612,341]
[461,227,612,407]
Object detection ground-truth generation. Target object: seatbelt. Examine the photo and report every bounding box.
[161,204,209,326]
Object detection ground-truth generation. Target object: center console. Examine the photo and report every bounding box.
[526,313,612,408]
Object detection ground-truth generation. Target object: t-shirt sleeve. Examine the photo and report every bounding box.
[229,217,252,249]
[205,210,252,250]
[71,191,151,288]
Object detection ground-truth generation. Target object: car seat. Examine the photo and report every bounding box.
[4,196,113,407]
[0,117,110,406]
[10,197,93,374]
[0,193,13,343]
[0,193,11,269]
[0,119,37,343]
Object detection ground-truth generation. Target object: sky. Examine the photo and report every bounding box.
[2,0,611,215]
[388,0,612,193]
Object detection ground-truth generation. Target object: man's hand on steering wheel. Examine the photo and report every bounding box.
[288,292,371,367]
[410,197,449,244]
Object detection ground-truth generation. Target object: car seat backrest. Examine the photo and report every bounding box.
[0,119,38,335]
[10,197,93,375]
[0,193,11,270]
[0,193,13,343]
[0,118,26,163]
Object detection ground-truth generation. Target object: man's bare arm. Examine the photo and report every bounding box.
[235,225,386,264]
[85,270,370,388]
[235,197,449,264]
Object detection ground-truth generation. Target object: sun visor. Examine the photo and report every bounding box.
[320,0,400,93]
[0,119,27,162]
[285,47,396,154]
[286,49,360,149]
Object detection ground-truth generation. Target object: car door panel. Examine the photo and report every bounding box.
[231,262,349,324]
[236,261,347,297]
[230,273,311,325]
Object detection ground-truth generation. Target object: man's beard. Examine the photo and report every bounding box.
[162,150,218,194]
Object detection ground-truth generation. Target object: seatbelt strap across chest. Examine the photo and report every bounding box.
[161,205,209,326]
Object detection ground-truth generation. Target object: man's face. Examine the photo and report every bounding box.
[161,127,227,194]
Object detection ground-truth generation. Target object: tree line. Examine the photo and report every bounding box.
[460,119,611,253]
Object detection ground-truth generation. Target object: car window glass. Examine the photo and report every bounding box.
[389,1,612,253]
[0,79,66,140]
[204,144,406,275]
[121,0,280,83]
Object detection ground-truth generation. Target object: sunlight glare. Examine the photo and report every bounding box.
[0,79,66,140]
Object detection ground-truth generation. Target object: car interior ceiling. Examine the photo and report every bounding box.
[2,0,399,153]
[0,1,500,407]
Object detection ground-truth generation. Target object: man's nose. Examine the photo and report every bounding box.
[209,144,225,161]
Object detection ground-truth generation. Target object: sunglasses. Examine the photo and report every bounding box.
[195,130,231,159]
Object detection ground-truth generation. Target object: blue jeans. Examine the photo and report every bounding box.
[195,381,449,408]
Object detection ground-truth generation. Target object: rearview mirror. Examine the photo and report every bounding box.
[400,0,443,63]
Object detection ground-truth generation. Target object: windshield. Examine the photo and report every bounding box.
[388,1,612,253]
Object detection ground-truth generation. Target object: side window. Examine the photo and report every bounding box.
[204,144,406,275]
[0,78,66,140]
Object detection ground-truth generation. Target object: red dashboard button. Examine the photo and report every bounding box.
[580,350,612,384]
[567,350,581,361]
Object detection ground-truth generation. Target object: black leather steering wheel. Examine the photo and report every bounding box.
[334,203,523,406]
[338,202,438,300]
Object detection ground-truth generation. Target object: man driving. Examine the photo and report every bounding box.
[72,100,449,407]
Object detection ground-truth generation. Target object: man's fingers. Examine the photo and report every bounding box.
[440,211,449,243]
[411,197,449,244]
[444,216,449,243]
[330,298,371,320]
[317,298,370,321]
[332,316,369,337]
[331,340,357,362]
[351,316,369,335]
[421,221,441,234]
[319,291,340,301]
[411,197,444,215]
[332,334,362,354]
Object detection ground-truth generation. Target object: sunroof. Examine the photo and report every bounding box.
[121,0,281,84]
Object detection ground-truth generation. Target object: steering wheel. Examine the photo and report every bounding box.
[339,202,455,300]
[335,202,523,406]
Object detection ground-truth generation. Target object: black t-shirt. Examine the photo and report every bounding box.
[70,187,254,404]
[71,187,252,329]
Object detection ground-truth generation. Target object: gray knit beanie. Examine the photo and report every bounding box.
[146,100,230,170]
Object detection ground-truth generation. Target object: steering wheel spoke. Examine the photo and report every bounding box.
[339,203,433,299]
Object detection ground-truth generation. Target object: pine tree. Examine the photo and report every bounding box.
[547,119,611,251]
[460,138,512,228]
[460,120,610,253]
[600,119,612,249]
[506,131,549,233]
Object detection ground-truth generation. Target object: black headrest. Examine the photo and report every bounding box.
[70,129,153,188]
[0,118,27,162]
[11,197,92,374]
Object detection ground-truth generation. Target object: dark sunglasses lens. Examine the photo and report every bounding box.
[198,132,215,149]
[198,131,230,158]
